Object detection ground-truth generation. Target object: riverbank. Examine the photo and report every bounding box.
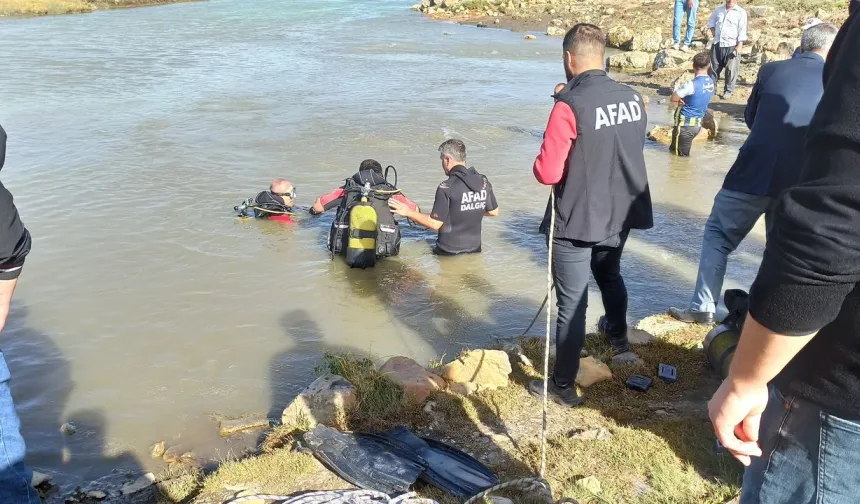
[414,0,848,105]
[0,0,196,17]
[48,315,741,504]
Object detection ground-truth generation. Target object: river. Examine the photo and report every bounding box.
[0,0,765,487]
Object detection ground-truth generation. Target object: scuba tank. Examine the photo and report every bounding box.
[345,183,379,269]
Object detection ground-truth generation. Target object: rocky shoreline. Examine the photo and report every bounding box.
[0,0,198,18]
[413,0,848,106]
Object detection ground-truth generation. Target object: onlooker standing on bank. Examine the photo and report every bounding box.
[0,124,38,503]
[673,0,698,51]
[708,14,860,502]
[529,24,652,407]
[707,0,748,98]
[668,23,837,324]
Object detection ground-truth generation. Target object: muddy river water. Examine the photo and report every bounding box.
[0,0,765,486]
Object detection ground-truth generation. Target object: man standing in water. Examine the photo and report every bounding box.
[0,124,38,502]
[670,52,715,157]
[668,23,837,325]
[389,140,499,255]
[529,24,653,407]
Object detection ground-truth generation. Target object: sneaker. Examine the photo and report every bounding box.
[672,42,681,50]
[529,378,583,408]
[667,307,715,325]
[723,91,733,99]
[681,44,691,52]
[598,316,631,354]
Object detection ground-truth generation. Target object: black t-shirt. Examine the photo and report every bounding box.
[748,12,860,417]
[0,124,27,263]
[430,166,497,255]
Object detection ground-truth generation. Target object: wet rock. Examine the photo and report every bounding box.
[702,109,725,138]
[611,351,645,368]
[749,5,774,17]
[380,356,447,402]
[607,51,652,70]
[575,356,613,387]
[569,427,613,441]
[121,473,156,495]
[162,446,183,464]
[441,349,512,390]
[628,328,656,346]
[449,381,479,396]
[652,48,692,71]
[87,490,107,500]
[150,441,166,459]
[607,25,634,49]
[524,34,536,40]
[60,422,77,436]
[630,28,663,52]
[477,22,488,28]
[576,475,602,494]
[547,25,566,37]
[219,416,270,436]
[648,125,708,145]
[281,374,357,429]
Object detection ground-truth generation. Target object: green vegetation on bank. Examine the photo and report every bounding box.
[0,0,189,17]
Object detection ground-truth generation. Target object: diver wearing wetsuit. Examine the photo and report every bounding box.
[235,179,296,222]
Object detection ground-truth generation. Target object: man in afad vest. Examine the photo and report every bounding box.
[670,52,716,156]
[530,24,654,407]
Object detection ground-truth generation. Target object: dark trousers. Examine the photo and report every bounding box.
[709,43,740,94]
[551,231,629,385]
[670,125,701,156]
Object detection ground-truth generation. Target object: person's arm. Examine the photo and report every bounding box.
[744,70,762,129]
[735,11,748,54]
[707,10,717,39]
[483,178,499,217]
[672,80,695,106]
[533,101,577,185]
[709,15,860,466]
[0,124,6,172]
[391,194,420,213]
[389,185,448,231]
[310,188,345,215]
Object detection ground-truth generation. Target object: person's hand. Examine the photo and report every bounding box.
[388,198,412,218]
[678,98,686,106]
[687,0,694,9]
[708,378,768,466]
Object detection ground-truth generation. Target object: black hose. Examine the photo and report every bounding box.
[521,284,555,337]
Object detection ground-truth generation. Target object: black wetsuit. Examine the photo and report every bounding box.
[430,165,498,255]
[0,125,30,281]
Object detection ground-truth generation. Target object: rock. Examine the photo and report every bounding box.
[494,18,500,24]
[748,5,774,18]
[569,427,613,441]
[477,22,488,28]
[635,314,692,338]
[605,7,615,15]
[652,48,692,71]
[607,51,652,70]
[490,497,514,504]
[421,0,430,7]
[576,475,602,494]
[762,49,790,65]
[547,25,566,37]
[31,471,52,487]
[441,349,512,390]
[648,125,708,145]
[702,109,725,138]
[628,329,656,345]
[429,0,442,5]
[611,351,645,367]
[691,41,705,49]
[747,28,762,44]
[281,374,357,429]
[524,34,536,40]
[655,409,670,416]
[423,401,436,414]
[671,70,695,91]
[380,356,446,402]
[149,441,166,459]
[121,473,156,496]
[630,28,663,52]
[738,64,761,85]
[219,416,270,437]
[441,0,458,8]
[60,422,77,435]
[449,381,479,396]
[575,356,613,387]
[87,490,107,500]
[607,25,634,49]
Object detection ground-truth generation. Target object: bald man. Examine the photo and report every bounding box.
[235,179,297,222]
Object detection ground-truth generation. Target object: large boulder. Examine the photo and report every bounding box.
[630,28,663,52]
[648,125,708,145]
[281,374,357,428]
[607,51,652,70]
[761,50,790,65]
[702,109,724,138]
[652,48,692,71]
[380,356,446,402]
[607,25,634,49]
[575,357,613,387]
[441,349,512,391]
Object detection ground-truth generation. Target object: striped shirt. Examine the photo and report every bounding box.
[708,4,748,47]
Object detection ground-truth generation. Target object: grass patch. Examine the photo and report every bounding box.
[200,450,319,497]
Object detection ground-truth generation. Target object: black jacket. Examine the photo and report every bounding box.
[0,125,26,262]
[543,70,653,243]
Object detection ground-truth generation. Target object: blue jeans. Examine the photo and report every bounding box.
[690,188,775,314]
[0,352,36,503]
[551,231,629,385]
[741,388,860,503]
[673,0,698,46]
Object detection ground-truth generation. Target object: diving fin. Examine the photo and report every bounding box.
[381,426,499,499]
[302,425,425,495]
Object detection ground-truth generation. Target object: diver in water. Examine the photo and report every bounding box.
[234,179,297,222]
